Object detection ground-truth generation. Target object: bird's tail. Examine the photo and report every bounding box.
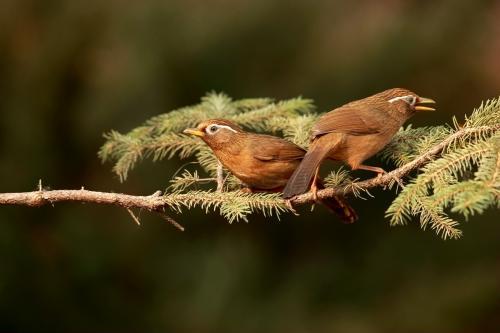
[283,135,340,198]
[316,180,358,223]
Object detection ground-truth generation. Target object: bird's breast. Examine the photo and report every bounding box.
[328,126,399,166]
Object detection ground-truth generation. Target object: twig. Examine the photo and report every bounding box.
[157,212,185,231]
[126,208,141,226]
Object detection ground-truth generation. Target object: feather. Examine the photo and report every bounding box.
[316,180,358,223]
[283,134,342,198]
[311,105,387,138]
[251,134,306,162]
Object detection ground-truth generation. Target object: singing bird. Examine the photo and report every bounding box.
[183,119,357,223]
[283,88,436,199]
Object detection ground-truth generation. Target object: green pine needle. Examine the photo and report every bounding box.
[386,99,500,239]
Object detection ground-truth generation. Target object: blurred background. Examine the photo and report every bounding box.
[0,0,499,332]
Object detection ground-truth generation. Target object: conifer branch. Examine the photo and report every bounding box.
[0,188,185,231]
[1,94,498,239]
[0,122,496,229]
[290,124,499,204]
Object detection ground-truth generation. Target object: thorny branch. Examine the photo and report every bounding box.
[0,125,496,229]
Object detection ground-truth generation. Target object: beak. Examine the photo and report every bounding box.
[415,97,436,112]
[183,128,204,137]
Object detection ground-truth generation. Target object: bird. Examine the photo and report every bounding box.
[183,119,357,223]
[282,88,436,199]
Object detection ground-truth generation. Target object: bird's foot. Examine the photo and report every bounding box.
[390,174,405,190]
[376,171,404,190]
[285,199,300,216]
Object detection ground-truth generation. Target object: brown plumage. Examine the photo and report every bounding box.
[283,88,436,199]
[183,119,357,223]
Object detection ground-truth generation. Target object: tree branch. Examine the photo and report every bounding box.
[0,188,185,230]
[0,125,496,227]
[290,125,498,204]
[0,188,165,209]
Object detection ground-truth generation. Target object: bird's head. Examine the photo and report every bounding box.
[380,88,436,116]
[183,119,243,148]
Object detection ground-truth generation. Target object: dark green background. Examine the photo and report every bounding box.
[0,0,499,332]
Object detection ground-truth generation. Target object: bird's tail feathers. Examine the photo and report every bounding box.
[316,180,358,223]
[283,136,340,198]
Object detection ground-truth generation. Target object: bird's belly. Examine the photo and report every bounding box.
[330,133,394,167]
[230,160,298,190]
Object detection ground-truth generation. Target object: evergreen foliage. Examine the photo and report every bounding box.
[161,190,289,224]
[99,92,315,181]
[100,93,499,238]
[384,99,499,239]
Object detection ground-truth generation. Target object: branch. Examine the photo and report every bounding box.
[0,188,164,208]
[290,125,499,204]
[0,188,184,231]
[0,125,497,228]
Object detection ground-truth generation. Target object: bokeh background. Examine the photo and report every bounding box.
[0,0,499,332]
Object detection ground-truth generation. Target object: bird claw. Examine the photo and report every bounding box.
[285,199,300,216]
[379,171,404,191]
[391,174,405,190]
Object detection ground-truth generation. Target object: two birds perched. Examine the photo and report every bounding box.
[183,88,436,223]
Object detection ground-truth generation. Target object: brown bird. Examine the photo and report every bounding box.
[183,119,357,223]
[283,88,436,199]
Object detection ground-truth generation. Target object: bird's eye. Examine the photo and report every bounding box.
[206,125,219,134]
[405,96,416,105]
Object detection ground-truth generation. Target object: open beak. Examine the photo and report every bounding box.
[183,128,204,137]
[415,97,436,112]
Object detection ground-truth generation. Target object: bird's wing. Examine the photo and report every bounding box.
[311,105,386,138]
[251,135,306,162]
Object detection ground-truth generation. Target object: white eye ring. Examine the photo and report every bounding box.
[205,124,238,135]
[405,96,416,105]
[206,125,219,135]
[388,95,416,106]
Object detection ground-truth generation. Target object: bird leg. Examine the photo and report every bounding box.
[355,164,404,189]
[216,161,224,192]
[310,167,320,201]
[354,164,387,176]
